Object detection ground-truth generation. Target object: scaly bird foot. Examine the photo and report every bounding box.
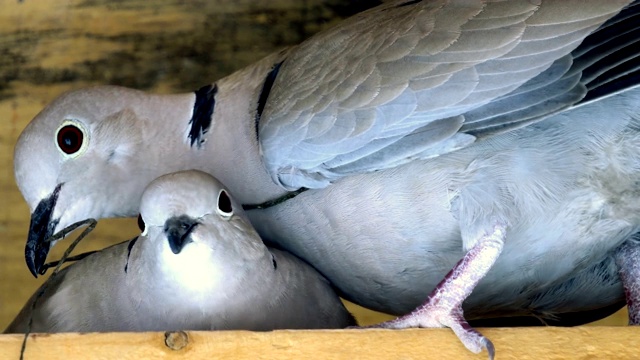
[614,235,640,325]
[357,223,506,359]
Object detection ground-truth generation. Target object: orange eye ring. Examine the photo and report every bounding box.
[56,124,84,155]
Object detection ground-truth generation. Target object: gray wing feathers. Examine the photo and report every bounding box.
[259,0,631,190]
[331,117,474,176]
[571,2,640,103]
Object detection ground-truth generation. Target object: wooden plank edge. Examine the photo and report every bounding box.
[0,327,638,359]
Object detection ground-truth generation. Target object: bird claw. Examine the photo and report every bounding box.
[361,304,494,359]
[352,223,505,359]
[448,314,495,359]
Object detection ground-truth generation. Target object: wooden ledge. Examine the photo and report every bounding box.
[0,327,637,359]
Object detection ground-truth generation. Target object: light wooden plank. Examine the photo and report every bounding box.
[0,328,638,360]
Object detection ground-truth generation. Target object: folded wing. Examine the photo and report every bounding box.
[258,0,634,190]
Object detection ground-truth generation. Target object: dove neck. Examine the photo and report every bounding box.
[131,52,292,208]
[129,224,276,317]
[184,52,293,205]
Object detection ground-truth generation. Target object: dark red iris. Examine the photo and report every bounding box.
[56,125,83,154]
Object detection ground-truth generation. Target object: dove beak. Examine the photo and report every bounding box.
[25,184,63,278]
[164,215,199,254]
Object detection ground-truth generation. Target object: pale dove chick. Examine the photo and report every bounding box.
[5,171,355,333]
[13,1,640,357]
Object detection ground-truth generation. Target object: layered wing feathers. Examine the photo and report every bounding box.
[258,0,633,190]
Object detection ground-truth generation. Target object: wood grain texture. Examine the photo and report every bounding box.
[0,0,628,337]
[2,328,640,360]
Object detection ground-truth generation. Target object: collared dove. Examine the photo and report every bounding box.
[5,170,355,333]
[12,0,640,357]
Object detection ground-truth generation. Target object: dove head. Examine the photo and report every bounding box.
[14,85,194,277]
[137,170,265,293]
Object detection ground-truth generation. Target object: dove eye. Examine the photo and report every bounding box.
[217,189,233,218]
[137,214,147,236]
[56,120,88,157]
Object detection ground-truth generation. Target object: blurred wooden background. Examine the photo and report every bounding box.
[0,0,627,331]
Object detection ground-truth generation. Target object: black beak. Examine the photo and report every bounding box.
[164,215,199,254]
[25,184,63,278]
